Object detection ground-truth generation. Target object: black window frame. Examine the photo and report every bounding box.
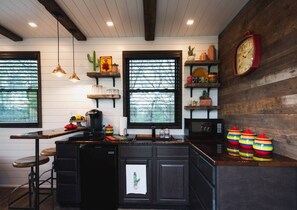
[123,50,182,129]
[0,51,42,128]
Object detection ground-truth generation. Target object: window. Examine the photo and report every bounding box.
[123,51,182,129]
[0,51,42,128]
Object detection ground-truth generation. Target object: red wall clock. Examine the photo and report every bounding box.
[233,31,262,76]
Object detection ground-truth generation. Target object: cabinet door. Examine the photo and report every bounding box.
[119,159,152,205]
[55,143,81,206]
[156,159,189,204]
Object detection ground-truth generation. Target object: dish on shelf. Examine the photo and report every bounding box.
[192,67,208,78]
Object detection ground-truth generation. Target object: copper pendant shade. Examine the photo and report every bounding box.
[69,33,80,82]
[52,15,66,77]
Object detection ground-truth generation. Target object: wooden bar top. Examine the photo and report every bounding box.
[10,127,86,139]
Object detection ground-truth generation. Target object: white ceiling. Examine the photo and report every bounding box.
[0,0,249,40]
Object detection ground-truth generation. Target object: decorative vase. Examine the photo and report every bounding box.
[226,126,242,156]
[253,133,273,161]
[239,128,256,160]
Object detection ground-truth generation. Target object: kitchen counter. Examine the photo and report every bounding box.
[190,142,297,167]
[56,131,297,167]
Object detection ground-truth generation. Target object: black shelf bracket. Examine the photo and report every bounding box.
[96,99,99,108]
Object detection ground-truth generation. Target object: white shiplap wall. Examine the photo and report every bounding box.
[0,36,218,186]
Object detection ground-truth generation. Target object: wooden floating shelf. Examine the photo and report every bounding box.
[87,94,121,99]
[87,72,121,78]
[184,83,220,88]
[184,105,220,110]
[184,60,220,66]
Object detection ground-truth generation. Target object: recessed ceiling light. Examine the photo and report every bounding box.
[106,21,114,27]
[28,22,38,27]
[186,19,194,25]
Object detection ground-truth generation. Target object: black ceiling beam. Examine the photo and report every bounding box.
[38,0,87,41]
[0,24,23,41]
[143,0,157,41]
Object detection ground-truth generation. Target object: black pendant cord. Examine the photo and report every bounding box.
[57,17,60,64]
[72,34,75,72]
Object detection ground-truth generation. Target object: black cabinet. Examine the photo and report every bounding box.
[189,146,297,210]
[118,145,153,205]
[55,143,81,206]
[118,144,189,208]
[156,145,189,205]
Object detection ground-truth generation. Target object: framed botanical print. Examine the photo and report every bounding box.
[100,56,112,72]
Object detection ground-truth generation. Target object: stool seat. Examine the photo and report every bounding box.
[13,156,50,168]
[41,147,56,156]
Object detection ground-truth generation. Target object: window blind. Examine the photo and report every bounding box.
[0,52,41,127]
[123,51,182,128]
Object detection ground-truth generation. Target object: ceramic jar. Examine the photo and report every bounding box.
[105,124,113,136]
[239,129,256,150]
[239,129,256,160]
[253,133,273,161]
[226,126,242,157]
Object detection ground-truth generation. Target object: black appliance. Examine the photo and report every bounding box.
[184,118,224,141]
[80,145,118,210]
[69,109,105,141]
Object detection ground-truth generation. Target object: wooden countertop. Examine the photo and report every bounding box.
[10,127,86,139]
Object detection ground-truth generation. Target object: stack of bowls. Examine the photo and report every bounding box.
[239,129,256,160]
[226,126,242,157]
[253,133,273,161]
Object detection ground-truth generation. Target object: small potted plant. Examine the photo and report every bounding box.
[199,90,212,106]
[187,45,195,61]
[111,63,119,72]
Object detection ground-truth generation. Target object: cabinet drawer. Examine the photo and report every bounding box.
[119,145,153,158]
[156,146,189,158]
[55,158,78,171]
[57,171,79,184]
[198,155,215,185]
[56,144,79,158]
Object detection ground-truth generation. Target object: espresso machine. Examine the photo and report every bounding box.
[69,109,105,141]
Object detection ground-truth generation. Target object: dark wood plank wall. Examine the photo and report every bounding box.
[218,0,297,159]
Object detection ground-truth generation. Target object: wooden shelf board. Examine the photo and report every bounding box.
[184,60,220,66]
[87,72,121,78]
[184,105,220,110]
[184,83,220,88]
[87,94,121,99]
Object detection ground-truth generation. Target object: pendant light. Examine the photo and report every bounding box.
[69,32,80,82]
[52,15,66,77]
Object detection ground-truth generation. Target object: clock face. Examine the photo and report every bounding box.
[233,33,261,77]
[236,37,254,75]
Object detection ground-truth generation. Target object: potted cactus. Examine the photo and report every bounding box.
[187,45,195,61]
[111,63,119,72]
[199,90,212,106]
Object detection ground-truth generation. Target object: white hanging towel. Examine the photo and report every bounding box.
[126,164,147,195]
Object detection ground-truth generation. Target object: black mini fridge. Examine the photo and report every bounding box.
[80,145,118,210]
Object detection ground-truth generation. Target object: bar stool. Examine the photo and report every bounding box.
[40,147,56,189]
[8,155,50,210]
